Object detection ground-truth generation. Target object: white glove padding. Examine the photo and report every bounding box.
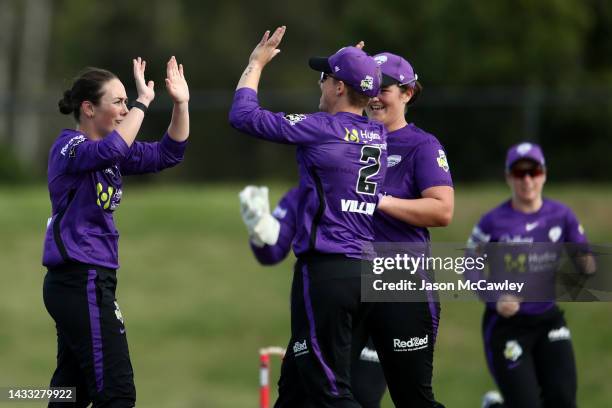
[238,186,280,246]
[239,186,270,234]
[253,212,281,247]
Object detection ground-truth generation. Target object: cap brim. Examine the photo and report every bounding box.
[308,57,331,73]
[381,74,397,87]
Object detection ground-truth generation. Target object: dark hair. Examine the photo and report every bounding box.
[58,67,117,121]
[332,78,370,109]
[400,81,422,107]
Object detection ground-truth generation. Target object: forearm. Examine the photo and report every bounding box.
[377,196,453,227]
[236,62,263,92]
[115,99,149,147]
[167,101,189,142]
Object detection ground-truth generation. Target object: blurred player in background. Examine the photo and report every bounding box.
[366,51,453,408]
[239,185,387,408]
[467,142,595,408]
[43,56,189,407]
[229,26,386,407]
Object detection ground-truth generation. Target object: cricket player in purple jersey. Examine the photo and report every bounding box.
[362,51,452,408]
[42,57,189,408]
[467,142,596,408]
[239,185,387,408]
[229,26,386,407]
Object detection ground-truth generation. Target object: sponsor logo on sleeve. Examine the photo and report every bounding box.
[60,135,86,158]
[436,150,450,172]
[387,154,402,168]
[272,205,288,219]
[283,114,307,126]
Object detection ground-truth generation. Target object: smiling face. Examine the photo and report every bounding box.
[365,84,412,130]
[506,159,547,205]
[83,78,129,137]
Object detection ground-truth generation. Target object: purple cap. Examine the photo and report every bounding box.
[373,52,418,87]
[309,46,381,97]
[505,142,546,170]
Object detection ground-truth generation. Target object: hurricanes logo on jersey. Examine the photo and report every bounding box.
[504,253,527,273]
[344,128,360,143]
[504,340,522,362]
[96,183,114,210]
[436,150,450,172]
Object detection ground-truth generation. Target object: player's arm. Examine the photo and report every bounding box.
[377,186,454,227]
[565,209,596,275]
[240,186,297,265]
[120,57,189,175]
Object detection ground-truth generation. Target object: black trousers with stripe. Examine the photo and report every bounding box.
[482,306,577,408]
[43,263,135,408]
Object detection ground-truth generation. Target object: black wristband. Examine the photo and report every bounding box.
[131,100,148,113]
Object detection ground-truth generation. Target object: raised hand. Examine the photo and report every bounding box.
[133,57,155,106]
[165,56,189,105]
[248,26,286,68]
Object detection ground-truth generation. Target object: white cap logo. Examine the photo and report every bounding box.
[517,143,533,156]
[374,55,387,65]
[334,65,341,72]
[399,74,405,81]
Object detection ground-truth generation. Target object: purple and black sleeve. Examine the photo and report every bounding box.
[229,88,325,145]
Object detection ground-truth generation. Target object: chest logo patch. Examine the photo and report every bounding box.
[525,221,539,231]
[387,155,402,167]
[97,183,114,210]
[436,149,450,172]
[504,340,523,362]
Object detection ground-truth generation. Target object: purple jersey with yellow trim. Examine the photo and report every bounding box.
[374,124,453,243]
[42,129,187,269]
[468,198,588,314]
[251,188,299,265]
[230,88,387,259]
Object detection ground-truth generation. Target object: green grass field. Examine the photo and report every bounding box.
[0,184,610,407]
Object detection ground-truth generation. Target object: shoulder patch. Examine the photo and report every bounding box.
[283,114,307,126]
[60,135,87,158]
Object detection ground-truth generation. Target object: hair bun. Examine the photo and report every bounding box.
[58,89,74,114]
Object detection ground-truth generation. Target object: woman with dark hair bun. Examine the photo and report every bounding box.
[42,56,189,408]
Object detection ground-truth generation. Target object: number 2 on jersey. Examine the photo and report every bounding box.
[356,145,381,195]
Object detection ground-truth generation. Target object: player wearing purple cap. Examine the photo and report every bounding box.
[362,51,453,408]
[229,26,386,407]
[239,185,387,408]
[468,142,595,408]
[42,57,189,408]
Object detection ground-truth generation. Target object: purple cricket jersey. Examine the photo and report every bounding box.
[468,198,588,314]
[42,129,187,269]
[230,88,387,259]
[374,124,453,243]
[250,187,300,265]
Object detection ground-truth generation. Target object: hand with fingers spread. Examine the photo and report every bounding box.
[165,56,189,105]
[249,26,286,68]
[132,57,155,106]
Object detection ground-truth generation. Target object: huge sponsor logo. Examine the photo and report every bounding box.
[344,128,381,144]
[393,335,428,352]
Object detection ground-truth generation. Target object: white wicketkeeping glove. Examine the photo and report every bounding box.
[239,186,281,247]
